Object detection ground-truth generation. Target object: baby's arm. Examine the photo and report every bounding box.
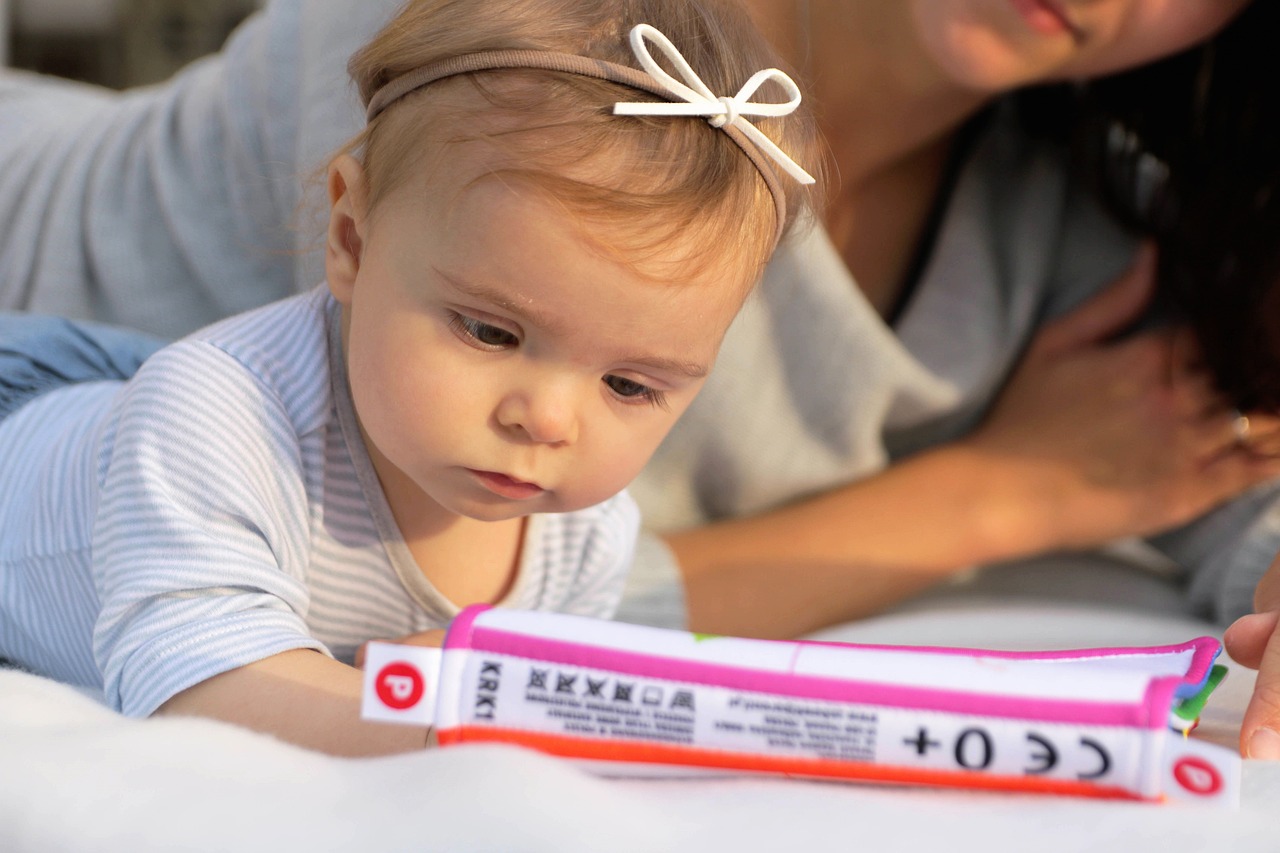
[155,649,427,756]
[164,629,444,756]
[92,335,454,755]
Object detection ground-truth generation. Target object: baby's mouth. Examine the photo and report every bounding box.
[467,469,546,500]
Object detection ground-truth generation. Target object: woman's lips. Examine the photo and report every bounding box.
[1010,0,1082,40]
[468,469,546,500]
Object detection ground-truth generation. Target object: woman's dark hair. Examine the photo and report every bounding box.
[1081,1,1280,411]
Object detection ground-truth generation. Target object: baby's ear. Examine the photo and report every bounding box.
[325,154,370,305]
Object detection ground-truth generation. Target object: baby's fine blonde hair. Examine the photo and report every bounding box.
[342,0,822,281]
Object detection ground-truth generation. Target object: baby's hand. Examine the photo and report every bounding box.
[354,629,447,669]
[1223,554,1280,759]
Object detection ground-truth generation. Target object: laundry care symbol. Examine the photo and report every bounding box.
[375,661,426,710]
[528,667,638,704]
[523,666,696,711]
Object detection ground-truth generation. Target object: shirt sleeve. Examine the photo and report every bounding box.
[91,341,326,717]
[1150,482,1280,625]
[0,21,290,335]
[0,0,410,337]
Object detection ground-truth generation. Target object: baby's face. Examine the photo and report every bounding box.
[329,157,751,523]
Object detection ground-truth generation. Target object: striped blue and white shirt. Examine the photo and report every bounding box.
[0,287,638,717]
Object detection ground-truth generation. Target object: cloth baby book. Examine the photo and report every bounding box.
[362,605,1239,806]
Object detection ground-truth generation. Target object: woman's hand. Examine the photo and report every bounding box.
[1224,558,1280,759]
[672,246,1280,641]
[354,629,447,669]
[964,245,1280,555]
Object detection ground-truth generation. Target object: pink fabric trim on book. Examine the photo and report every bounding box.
[463,622,1173,728]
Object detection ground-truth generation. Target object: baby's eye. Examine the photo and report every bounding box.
[450,313,518,349]
[603,375,667,409]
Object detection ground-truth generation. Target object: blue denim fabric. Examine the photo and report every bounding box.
[0,313,165,422]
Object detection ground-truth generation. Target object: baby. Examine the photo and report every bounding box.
[0,0,818,755]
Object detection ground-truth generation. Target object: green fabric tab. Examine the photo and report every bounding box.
[1172,664,1228,723]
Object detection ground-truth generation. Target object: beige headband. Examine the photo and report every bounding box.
[365,24,815,246]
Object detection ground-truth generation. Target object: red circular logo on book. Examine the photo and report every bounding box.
[375,661,425,710]
[1172,756,1222,796]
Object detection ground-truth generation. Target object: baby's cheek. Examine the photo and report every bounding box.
[611,440,663,492]
[559,455,641,511]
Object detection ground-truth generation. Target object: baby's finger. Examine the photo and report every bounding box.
[354,630,447,669]
[353,625,448,666]
[398,629,448,649]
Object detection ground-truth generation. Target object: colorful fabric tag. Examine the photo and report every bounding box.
[360,641,442,727]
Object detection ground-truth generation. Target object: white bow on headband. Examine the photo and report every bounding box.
[612,24,816,186]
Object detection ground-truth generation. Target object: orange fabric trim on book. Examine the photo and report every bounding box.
[437,726,1148,801]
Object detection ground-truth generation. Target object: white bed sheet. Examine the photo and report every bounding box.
[4,596,1279,852]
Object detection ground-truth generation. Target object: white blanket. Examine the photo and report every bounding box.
[4,597,1279,852]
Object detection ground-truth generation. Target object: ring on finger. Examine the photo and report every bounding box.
[1231,408,1253,448]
